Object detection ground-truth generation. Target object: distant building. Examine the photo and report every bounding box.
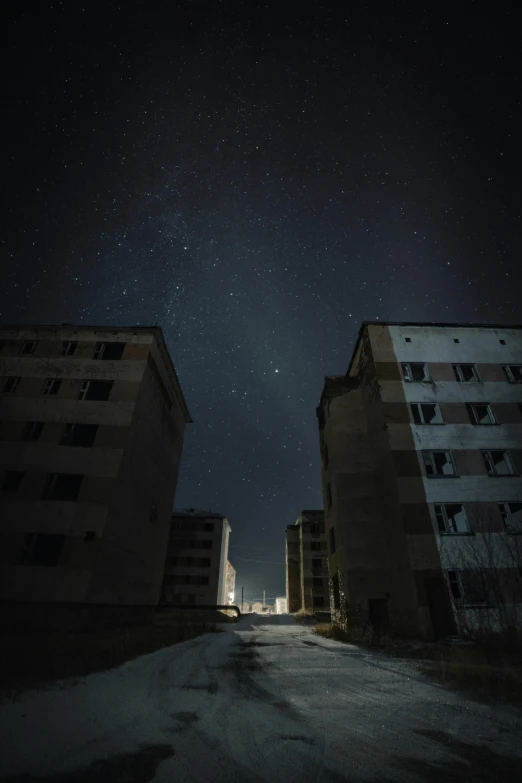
[0,325,191,627]
[161,509,231,606]
[318,321,522,639]
[275,596,287,614]
[285,510,330,613]
[252,601,264,613]
[225,560,236,605]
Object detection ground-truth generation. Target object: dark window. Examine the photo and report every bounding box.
[329,526,336,554]
[422,451,456,477]
[312,558,322,569]
[404,337,411,343]
[60,423,98,447]
[310,523,320,535]
[61,341,77,356]
[453,338,460,343]
[502,365,522,384]
[93,342,125,360]
[201,540,212,550]
[313,595,325,607]
[78,380,113,401]
[204,522,214,532]
[22,421,44,441]
[42,379,61,396]
[310,541,321,551]
[401,363,429,382]
[2,377,20,393]
[20,534,65,567]
[42,473,83,501]
[2,470,24,492]
[199,558,211,567]
[498,503,522,533]
[313,577,324,590]
[467,403,495,425]
[482,450,515,476]
[84,531,96,541]
[453,364,479,382]
[21,340,38,355]
[434,503,469,534]
[460,572,488,604]
[199,575,209,585]
[447,571,462,600]
[0,340,5,353]
[499,339,506,345]
[411,403,443,425]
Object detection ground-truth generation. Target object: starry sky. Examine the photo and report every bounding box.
[3,3,521,604]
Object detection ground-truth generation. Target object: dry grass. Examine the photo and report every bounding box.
[314,623,522,705]
[418,647,522,705]
[295,609,316,623]
[313,621,392,648]
[0,616,219,700]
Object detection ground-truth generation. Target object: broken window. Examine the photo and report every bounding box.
[467,403,496,425]
[22,421,44,441]
[93,342,125,360]
[41,379,61,396]
[411,403,443,425]
[401,363,429,382]
[499,502,522,533]
[42,473,83,501]
[502,365,522,384]
[422,451,456,477]
[434,503,469,534]
[482,450,515,476]
[453,364,480,382]
[498,501,522,532]
[61,341,77,356]
[60,423,98,447]
[78,380,113,401]
[448,571,488,604]
[20,534,65,567]
[21,340,38,355]
[2,377,20,393]
[1,470,24,492]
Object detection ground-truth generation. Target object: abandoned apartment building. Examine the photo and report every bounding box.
[286,510,330,613]
[161,509,232,607]
[318,321,522,639]
[0,325,191,627]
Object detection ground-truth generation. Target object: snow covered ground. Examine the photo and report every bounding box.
[0,614,521,782]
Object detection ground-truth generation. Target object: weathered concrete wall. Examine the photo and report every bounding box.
[285,524,301,612]
[0,326,190,613]
[161,514,230,606]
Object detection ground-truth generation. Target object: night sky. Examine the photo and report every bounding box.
[3,3,521,604]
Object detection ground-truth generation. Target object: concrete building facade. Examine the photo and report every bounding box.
[225,560,236,605]
[161,509,231,606]
[318,322,522,639]
[0,325,191,626]
[275,596,288,614]
[285,510,330,613]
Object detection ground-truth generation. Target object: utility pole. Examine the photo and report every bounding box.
[241,586,244,614]
[263,589,266,609]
